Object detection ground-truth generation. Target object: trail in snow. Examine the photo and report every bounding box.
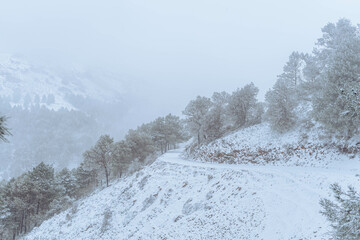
[160,148,359,175]
[24,147,360,240]
[159,148,360,239]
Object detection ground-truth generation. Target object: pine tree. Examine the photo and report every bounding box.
[202,106,225,142]
[83,135,114,187]
[0,115,10,142]
[183,96,212,145]
[227,83,259,128]
[150,117,167,153]
[299,54,321,101]
[111,141,132,178]
[56,168,78,199]
[29,162,57,217]
[0,180,10,239]
[202,92,230,142]
[312,19,360,137]
[163,114,185,150]
[125,129,155,163]
[320,184,360,239]
[266,78,297,132]
[74,162,98,194]
[279,51,306,88]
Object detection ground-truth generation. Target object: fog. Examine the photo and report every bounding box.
[2,0,360,126]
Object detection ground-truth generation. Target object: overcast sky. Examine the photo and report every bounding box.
[1,0,360,125]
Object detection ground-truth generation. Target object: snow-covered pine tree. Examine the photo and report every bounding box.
[183,96,212,145]
[339,81,360,134]
[74,162,98,194]
[279,51,306,88]
[56,168,78,199]
[312,19,360,137]
[125,129,155,163]
[111,140,132,178]
[266,78,297,132]
[149,117,167,153]
[83,135,114,187]
[227,83,259,129]
[204,91,231,142]
[320,183,360,239]
[299,54,321,101]
[0,180,10,239]
[29,162,57,217]
[163,114,186,150]
[202,106,224,143]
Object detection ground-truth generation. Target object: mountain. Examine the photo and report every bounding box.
[22,124,360,240]
[0,55,129,180]
[0,54,124,111]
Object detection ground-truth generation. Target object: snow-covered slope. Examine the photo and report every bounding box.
[0,54,123,110]
[190,123,360,167]
[23,144,360,240]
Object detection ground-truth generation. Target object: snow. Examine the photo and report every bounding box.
[189,122,360,168]
[0,55,123,111]
[23,139,360,240]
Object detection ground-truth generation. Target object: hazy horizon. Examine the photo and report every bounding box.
[2,2,360,239]
[2,0,360,125]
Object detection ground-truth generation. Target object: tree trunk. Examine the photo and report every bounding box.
[24,211,27,233]
[20,211,24,234]
[105,167,109,187]
[36,201,40,215]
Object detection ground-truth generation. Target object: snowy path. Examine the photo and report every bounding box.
[160,148,359,175]
[159,148,360,239]
[24,148,360,240]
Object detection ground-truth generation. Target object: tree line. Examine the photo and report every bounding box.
[182,19,360,239]
[0,101,101,179]
[0,92,133,180]
[183,18,360,149]
[183,83,263,145]
[1,18,360,240]
[0,114,186,240]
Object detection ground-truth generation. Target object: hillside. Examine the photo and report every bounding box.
[0,55,129,179]
[23,125,360,240]
[0,54,123,110]
[189,122,360,167]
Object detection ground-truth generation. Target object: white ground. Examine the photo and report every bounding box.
[190,123,360,168]
[23,147,360,240]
